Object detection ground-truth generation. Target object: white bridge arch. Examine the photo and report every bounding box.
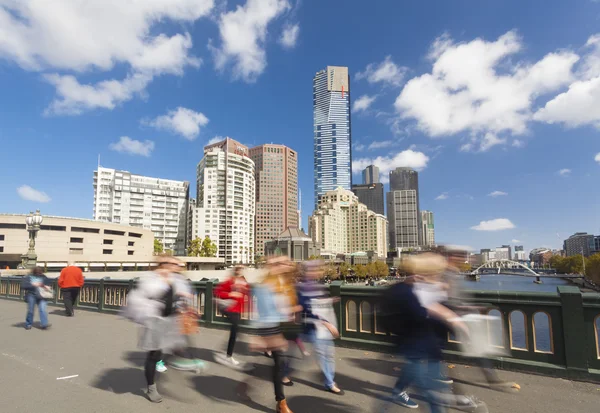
[471,259,539,277]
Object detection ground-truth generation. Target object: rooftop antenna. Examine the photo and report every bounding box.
[98,154,101,170]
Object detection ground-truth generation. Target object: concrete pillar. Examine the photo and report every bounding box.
[558,286,588,378]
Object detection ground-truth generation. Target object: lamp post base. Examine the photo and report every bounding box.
[19,253,38,270]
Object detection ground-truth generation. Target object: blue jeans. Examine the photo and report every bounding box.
[26,294,48,328]
[392,356,447,413]
[307,330,336,389]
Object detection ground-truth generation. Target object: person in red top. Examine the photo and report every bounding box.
[214,266,248,367]
[58,262,85,316]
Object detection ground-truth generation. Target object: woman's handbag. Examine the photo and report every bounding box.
[38,286,54,300]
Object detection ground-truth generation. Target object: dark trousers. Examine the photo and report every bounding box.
[62,288,80,316]
[225,312,240,356]
[272,350,285,402]
[145,350,163,386]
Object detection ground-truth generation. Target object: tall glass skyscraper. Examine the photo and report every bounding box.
[313,66,352,206]
[387,167,422,249]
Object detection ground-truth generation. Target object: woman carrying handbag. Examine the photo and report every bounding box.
[21,266,53,330]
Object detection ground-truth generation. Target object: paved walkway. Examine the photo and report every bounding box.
[0,299,598,413]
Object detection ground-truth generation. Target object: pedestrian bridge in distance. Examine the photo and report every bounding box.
[0,299,597,413]
[471,259,584,279]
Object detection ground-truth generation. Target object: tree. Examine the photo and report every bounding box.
[354,264,368,279]
[339,262,350,279]
[457,262,472,273]
[188,237,202,257]
[372,261,389,278]
[200,236,217,257]
[153,239,163,254]
[585,253,600,284]
[308,255,320,260]
[323,263,337,280]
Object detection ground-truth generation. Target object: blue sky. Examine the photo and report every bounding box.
[1,0,599,252]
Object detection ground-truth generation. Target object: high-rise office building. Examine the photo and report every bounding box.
[249,144,298,257]
[387,167,422,249]
[387,190,419,249]
[420,210,435,247]
[563,232,595,257]
[195,138,255,265]
[495,245,511,260]
[514,245,526,261]
[362,165,379,185]
[313,66,352,206]
[309,187,388,258]
[93,167,189,255]
[351,183,384,215]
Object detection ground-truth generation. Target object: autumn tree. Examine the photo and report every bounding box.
[153,239,164,254]
[354,264,368,279]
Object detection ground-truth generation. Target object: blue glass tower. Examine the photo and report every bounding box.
[313,66,352,206]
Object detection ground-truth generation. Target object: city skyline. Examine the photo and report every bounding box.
[2,0,599,252]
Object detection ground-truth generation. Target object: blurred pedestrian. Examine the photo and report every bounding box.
[21,267,52,330]
[123,255,192,403]
[214,265,249,367]
[58,262,84,316]
[298,260,344,395]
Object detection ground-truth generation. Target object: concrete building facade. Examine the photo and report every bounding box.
[0,214,153,270]
[196,138,255,265]
[264,227,320,261]
[93,167,189,255]
[362,165,379,185]
[309,187,387,258]
[387,189,419,250]
[420,210,435,247]
[313,66,352,206]
[563,232,596,257]
[249,144,298,257]
[351,183,384,215]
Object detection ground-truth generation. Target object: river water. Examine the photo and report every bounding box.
[457,274,570,352]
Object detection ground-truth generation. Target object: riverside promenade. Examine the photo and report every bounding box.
[1,300,598,413]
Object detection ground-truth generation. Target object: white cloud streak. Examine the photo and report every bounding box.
[211,0,290,82]
[595,153,600,163]
[352,95,377,113]
[356,55,407,87]
[352,150,429,184]
[558,168,572,176]
[143,107,209,141]
[206,136,225,146]
[511,239,521,243]
[435,193,449,200]
[368,140,395,150]
[488,190,508,197]
[279,23,299,49]
[109,136,154,157]
[17,185,51,203]
[471,218,515,231]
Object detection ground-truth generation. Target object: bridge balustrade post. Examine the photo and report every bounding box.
[330,281,343,338]
[204,279,216,328]
[558,286,588,378]
[98,278,106,311]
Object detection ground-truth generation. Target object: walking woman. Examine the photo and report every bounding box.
[21,267,52,330]
[124,255,192,403]
[250,256,297,413]
[214,265,249,367]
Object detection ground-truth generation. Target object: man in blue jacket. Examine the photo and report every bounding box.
[21,267,52,330]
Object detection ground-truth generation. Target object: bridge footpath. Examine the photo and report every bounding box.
[1,300,599,413]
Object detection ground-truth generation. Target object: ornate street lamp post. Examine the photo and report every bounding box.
[20,210,43,269]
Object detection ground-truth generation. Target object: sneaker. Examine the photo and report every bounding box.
[227,356,240,367]
[25,325,32,330]
[41,324,51,330]
[391,392,418,409]
[447,396,489,413]
[302,351,311,357]
[436,374,453,384]
[156,360,167,373]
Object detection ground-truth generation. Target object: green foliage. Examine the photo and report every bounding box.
[323,263,337,279]
[353,264,368,278]
[308,255,320,260]
[153,238,164,254]
[339,262,350,278]
[188,236,218,257]
[585,253,600,284]
[371,261,389,277]
[550,255,585,274]
[457,262,472,272]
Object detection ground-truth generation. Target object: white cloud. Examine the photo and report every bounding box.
[356,55,407,87]
[353,95,377,113]
[488,190,508,197]
[534,34,600,128]
[511,239,521,243]
[471,218,515,231]
[595,153,600,163]
[558,168,572,176]
[44,73,152,115]
[207,136,225,146]
[512,139,525,148]
[279,23,299,49]
[435,192,449,200]
[352,142,365,152]
[109,136,154,157]
[211,0,290,82]
[352,149,429,184]
[368,140,395,150]
[395,31,579,151]
[0,1,213,114]
[144,107,209,141]
[17,185,51,203]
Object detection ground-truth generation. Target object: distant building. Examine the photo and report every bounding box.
[563,232,595,257]
[196,137,255,265]
[480,248,496,263]
[93,166,189,255]
[387,167,422,248]
[249,144,298,257]
[420,210,435,247]
[362,165,379,185]
[313,66,352,206]
[495,245,512,260]
[469,253,484,267]
[530,248,553,267]
[309,187,388,258]
[264,227,320,261]
[514,245,526,261]
[351,183,384,215]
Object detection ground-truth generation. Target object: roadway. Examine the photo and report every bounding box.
[0,299,598,413]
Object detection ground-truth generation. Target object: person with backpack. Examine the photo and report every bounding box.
[21,266,53,330]
[214,266,249,367]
